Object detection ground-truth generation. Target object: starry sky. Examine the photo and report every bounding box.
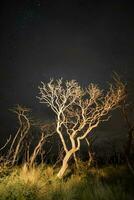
[0,0,134,139]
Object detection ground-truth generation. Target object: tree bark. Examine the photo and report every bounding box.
[57,148,76,179]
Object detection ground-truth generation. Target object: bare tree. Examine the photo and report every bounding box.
[28,123,55,167]
[0,105,56,170]
[38,77,125,178]
[8,105,31,166]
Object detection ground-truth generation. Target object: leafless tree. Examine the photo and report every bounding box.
[28,123,55,167]
[0,104,56,170]
[38,77,125,178]
[8,105,31,166]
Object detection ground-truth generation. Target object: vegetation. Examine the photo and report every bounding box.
[0,75,133,199]
[38,76,125,178]
[0,164,133,200]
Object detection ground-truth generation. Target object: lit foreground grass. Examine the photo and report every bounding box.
[0,164,133,200]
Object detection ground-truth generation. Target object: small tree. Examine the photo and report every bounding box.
[9,105,31,166]
[38,77,125,178]
[28,123,55,167]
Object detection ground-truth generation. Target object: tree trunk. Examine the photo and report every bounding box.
[57,148,76,179]
[125,130,133,158]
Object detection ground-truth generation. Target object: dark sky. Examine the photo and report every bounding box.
[0,0,134,138]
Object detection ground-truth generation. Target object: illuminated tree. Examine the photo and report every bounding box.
[2,105,54,167]
[38,77,125,178]
[9,105,31,166]
[28,123,55,167]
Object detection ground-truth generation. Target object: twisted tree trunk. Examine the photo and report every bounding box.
[57,148,77,179]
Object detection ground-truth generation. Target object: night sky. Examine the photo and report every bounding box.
[0,0,134,140]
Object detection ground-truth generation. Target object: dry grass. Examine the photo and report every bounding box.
[0,164,133,200]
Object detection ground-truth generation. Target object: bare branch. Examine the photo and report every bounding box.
[0,135,11,152]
